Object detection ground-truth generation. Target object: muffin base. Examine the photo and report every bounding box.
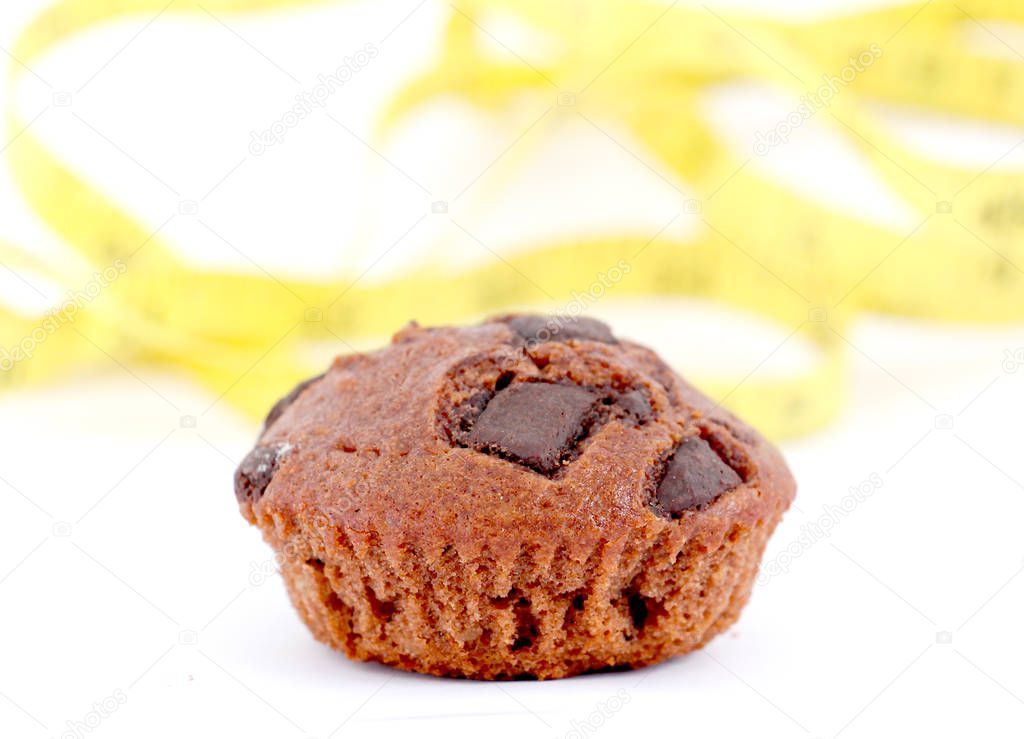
[270,515,774,680]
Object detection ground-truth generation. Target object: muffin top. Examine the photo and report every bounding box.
[235,315,795,563]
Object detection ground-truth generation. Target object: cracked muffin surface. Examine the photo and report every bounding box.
[233,314,796,679]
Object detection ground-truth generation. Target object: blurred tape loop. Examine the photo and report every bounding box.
[2,0,1024,437]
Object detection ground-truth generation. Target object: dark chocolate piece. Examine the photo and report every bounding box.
[617,390,653,423]
[504,315,616,345]
[234,443,292,504]
[467,382,598,473]
[655,437,741,514]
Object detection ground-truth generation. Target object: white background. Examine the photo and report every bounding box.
[2,1,1024,737]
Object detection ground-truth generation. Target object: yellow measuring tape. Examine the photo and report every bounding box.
[2,0,1023,438]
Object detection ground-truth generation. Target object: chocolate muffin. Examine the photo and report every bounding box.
[234,314,796,679]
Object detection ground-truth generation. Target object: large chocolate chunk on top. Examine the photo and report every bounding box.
[467,382,598,473]
[504,315,616,345]
[656,437,742,514]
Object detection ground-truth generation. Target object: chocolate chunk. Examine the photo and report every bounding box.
[264,373,325,429]
[504,315,616,345]
[617,390,653,423]
[234,443,292,504]
[452,389,491,434]
[467,382,598,473]
[655,437,741,515]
